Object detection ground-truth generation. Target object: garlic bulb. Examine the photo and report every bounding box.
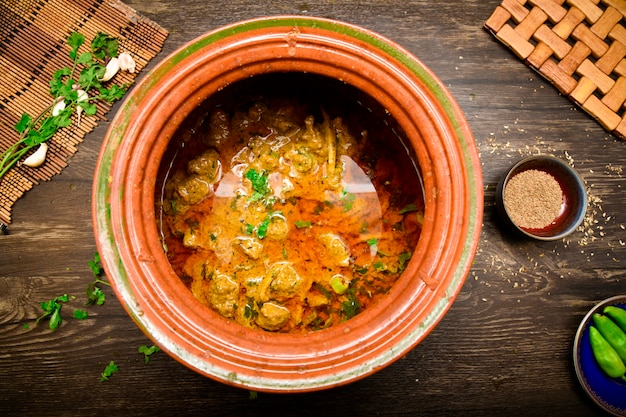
[23,143,48,168]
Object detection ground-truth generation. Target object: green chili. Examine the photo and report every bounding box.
[589,326,626,380]
[604,305,626,333]
[593,313,626,363]
[330,275,349,295]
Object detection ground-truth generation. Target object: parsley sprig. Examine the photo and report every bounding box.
[100,360,119,382]
[36,294,70,330]
[0,32,128,181]
[86,252,110,305]
[138,345,161,364]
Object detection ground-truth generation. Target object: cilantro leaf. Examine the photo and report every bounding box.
[91,32,119,61]
[86,252,110,305]
[67,32,85,60]
[294,220,312,229]
[256,217,270,239]
[89,252,102,276]
[366,238,378,247]
[86,283,106,306]
[138,345,161,364]
[398,252,412,272]
[341,289,361,320]
[244,168,271,202]
[100,360,119,382]
[14,113,31,134]
[36,294,69,330]
[399,203,419,215]
[73,309,89,320]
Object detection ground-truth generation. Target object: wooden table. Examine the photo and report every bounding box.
[2,0,625,415]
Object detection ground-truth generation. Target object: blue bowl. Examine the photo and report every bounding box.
[573,296,626,416]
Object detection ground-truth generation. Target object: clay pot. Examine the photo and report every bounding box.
[92,16,483,392]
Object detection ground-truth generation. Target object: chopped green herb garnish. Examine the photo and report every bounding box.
[36,294,69,330]
[244,297,259,319]
[256,217,271,239]
[244,168,271,202]
[73,309,89,320]
[366,238,378,247]
[138,344,161,364]
[340,191,356,211]
[373,261,386,272]
[86,252,110,306]
[315,282,332,300]
[100,360,119,382]
[353,265,369,275]
[341,289,361,320]
[398,252,412,272]
[88,252,102,276]
[399,203,419,215]
[294,220,312,229]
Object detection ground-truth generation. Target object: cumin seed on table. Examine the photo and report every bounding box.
[503,169,563,230]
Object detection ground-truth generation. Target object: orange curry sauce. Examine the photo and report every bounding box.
[156,74,424,333]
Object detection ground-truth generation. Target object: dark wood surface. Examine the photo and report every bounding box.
[2,0,625,415]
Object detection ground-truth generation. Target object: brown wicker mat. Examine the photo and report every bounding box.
[485,0,626,140]
[0,0,168,228]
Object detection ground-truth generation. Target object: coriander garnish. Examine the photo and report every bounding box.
[0,31,134,182]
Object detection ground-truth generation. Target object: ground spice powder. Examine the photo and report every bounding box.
[503,169,563,229]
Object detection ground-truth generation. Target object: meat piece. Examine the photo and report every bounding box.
[319,233,351,267]
[233,236,264,259]
[187,148,222,183]
[259,262,304,302]
[207,274,239,318]
[256,302,290,331]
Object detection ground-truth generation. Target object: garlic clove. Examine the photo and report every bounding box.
[76,89,88,102]
[100,57,120,82]
[118,52,136,73]
[23,143,49,168]
[51,98,66,116]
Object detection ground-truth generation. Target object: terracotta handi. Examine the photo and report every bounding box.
[92,16,483,392]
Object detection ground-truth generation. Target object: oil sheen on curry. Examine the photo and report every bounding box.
[156,74,424,333]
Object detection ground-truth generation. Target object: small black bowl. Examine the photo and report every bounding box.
[495,155,587,241]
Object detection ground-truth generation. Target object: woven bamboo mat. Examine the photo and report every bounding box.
[485,0,626,140]
[0,0,168,228]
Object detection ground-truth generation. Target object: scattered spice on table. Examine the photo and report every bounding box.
[503,169,563,229]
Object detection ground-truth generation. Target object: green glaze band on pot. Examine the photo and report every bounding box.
[92,16,483,393]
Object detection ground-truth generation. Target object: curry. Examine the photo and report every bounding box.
[156,74,424,333]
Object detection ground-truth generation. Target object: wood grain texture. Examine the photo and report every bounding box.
[1,0,625,416]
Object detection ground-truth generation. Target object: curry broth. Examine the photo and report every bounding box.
[156,73,425,333]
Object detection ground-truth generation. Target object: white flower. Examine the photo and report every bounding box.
[118,52,136,73]
[100,57,120,82]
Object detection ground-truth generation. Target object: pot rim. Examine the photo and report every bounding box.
[92,15,483,392]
